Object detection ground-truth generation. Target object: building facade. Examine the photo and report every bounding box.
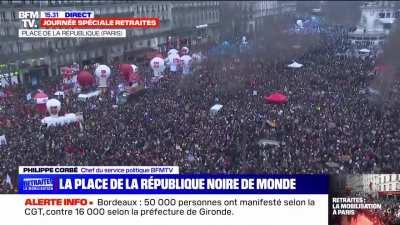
[348,1,400,48]
[346,175,364,194]
[169,1,220,50]
[219,1,294,41]
[361,174,400,198]
[0,0,219,87]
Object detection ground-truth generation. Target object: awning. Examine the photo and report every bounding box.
[210,104,223,112]
[288,61,303,68]
[258,139,280,147]
[359,49,370,53]
[264,92,288,104]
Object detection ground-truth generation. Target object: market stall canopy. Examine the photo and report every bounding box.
[41,113,79,127]
[78,90,100,101]
[210,104,223,116]
[257,139,280,147]
[264,92,288,104]
[367,87,380,95]
[359,87,381,96]
[359,48,370,54]
[34,91,48,104]
[287,61,303,68]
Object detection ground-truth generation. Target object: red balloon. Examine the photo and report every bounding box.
[120,64,133,81]
[77,71,95,87]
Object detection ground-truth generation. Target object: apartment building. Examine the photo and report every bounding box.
[0,0,219,87]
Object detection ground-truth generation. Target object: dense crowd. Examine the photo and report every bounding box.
[1,23,400,194]
[333,192,400,225]
[378,199,400,225]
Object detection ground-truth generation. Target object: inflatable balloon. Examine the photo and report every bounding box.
[119,64,133,81]
[180,55,192,75]
[181,46,189,55]
[95,65,111,88]
[168,53,181,72]
[46,98,61,117]
[77,71,95,87]
[168,48,178,56]
[150,57,165,77]
[95,65,111,77]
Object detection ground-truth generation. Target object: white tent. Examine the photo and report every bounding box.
[367,87,380,95]
[41,114,78,127]
[359,87,381,95]
[359,49,371,54]
[288,61,303,68]
[257,139,280,147]
[78,90,100,101]
[210,104,223,116]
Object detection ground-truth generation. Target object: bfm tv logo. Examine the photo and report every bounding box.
[18,11,94,28]
[18,11,40,29]
[22,177,55,191]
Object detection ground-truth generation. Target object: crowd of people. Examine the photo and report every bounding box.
[1,20,400,194]
[334,191,400,225]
